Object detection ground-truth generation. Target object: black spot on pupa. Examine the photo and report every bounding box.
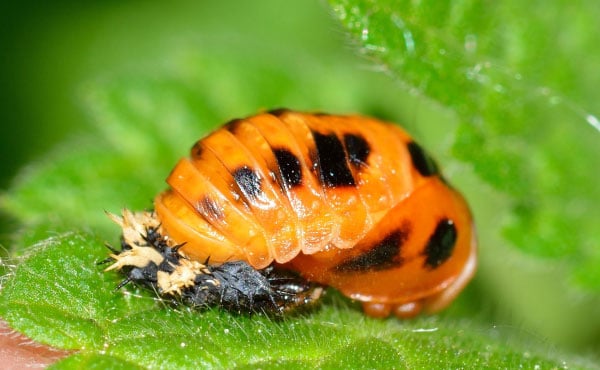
[267,108,290,117]
[224,118,244,133]
[191,142,203,158]
[423,219,457,269]
[312,131,355,187]
[232,166,263,200]
[196,196,224,222]
[273,148,303,188]
[343,133,370,167]
[334,227,410,272]
[407,141,439,177]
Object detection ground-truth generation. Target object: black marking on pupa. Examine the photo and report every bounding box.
[311,131,355,188]
[423,218,457,269]
[334,226,410,272]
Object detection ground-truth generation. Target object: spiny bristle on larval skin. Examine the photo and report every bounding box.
[105,209,165,249]
[103,243,165,271]
[105,209,203,294]
[104,209,325,316]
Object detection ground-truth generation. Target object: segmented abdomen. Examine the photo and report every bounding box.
[155,110,431,269]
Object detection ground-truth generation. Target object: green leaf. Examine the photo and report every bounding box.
[51,353,145,370]
[1,232,592,368]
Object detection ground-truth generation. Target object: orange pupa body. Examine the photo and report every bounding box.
[147,109,476,318]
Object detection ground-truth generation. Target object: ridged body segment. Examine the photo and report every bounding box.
[156,111,423,268]
[153,110,477,316]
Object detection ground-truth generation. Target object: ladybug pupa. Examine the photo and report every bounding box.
[105,109,477,318]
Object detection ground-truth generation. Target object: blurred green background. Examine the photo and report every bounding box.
[0,1,339,187]
[1,0,599,364]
